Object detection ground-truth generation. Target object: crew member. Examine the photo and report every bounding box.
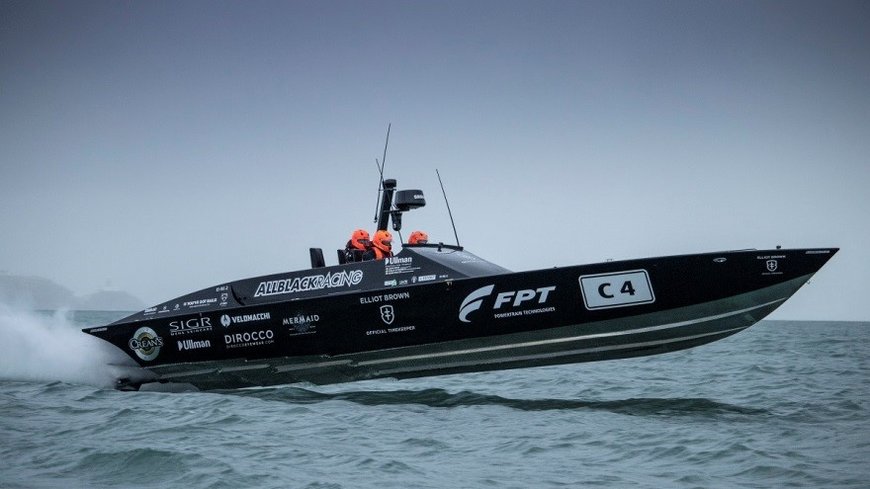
[369,229,394,260]
[344,229,372,262]
[408,230,429,245]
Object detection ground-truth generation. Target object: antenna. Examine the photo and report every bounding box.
[372,124,392,223]
[436,169,461,247]
[372,158,383,222]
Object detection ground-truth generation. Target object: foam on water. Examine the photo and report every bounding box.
[0,304,132,388]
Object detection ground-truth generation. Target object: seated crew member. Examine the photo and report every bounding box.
[344,229,372,262]
[367,229,394,260]
[408,230,429,245]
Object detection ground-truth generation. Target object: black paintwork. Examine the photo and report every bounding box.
[84,246,837,372]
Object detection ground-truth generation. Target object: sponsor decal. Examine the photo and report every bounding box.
[457,252,482,264]
[216,286,230,306]
[169,317,213,336]
[177,339,211,351]
[183,298,218,308]
[384,256,419,276]
[384,279,398,287]
[757,255,785,276]
[283,313,320,335]
[459,285,556,322]
[418,274,437,282]
[128,327,163,361]
[254,270,363,297]
[158,305,170,314]
[224,330,275,349]
[385,256,413,266]
[360,291,411,304]
[766,260,778,272]
[380,305,395,325]
[283,314,320,326]
[713,257,727,263]
[459,285,495,323]
[220,312,271,327]
[367,325,415,336]
[579,270,654,310]
[89,327,106,333]
[143,307,157,316]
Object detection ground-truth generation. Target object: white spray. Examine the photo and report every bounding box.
[0,304,134,388]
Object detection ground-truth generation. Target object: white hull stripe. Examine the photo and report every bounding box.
[356,297,785,367]
[274,360,352,373]
[375,325,750,376]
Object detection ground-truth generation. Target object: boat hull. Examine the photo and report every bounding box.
[85,248,837,390]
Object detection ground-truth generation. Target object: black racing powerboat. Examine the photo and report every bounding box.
[84,178,838,391]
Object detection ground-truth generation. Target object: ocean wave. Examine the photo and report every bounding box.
[222,385,769,417]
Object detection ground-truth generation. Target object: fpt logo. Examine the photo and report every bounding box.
[458,285,495,322]
[458,284,556,323]
[128,327,164,361]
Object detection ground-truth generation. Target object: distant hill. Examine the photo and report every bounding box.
[0,274,76,309]
[0,273,144,311]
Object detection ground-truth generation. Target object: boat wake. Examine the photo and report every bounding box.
[0,304,133,388]
[222,386,768,417]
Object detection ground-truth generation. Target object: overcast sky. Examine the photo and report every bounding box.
[1,0,867,320]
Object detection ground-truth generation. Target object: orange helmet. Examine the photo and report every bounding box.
[408,230,428,245]
[350,229,371,250]
[372,230,393,252]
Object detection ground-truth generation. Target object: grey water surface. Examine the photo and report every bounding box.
[1,311,867,488]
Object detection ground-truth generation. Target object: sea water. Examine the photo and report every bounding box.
[1,308,868,488]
